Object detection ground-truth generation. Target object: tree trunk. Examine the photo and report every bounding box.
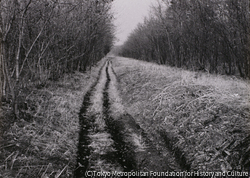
[0,0,2,136]
[0,16,2,107]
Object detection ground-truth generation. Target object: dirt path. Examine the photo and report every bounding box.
[74,58,182,177]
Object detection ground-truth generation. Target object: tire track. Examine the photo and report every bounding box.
[74,61,106,177]
[75,58,183,177]
[103,61,137,171]
[106,60,181,172]
[159,130,191,171]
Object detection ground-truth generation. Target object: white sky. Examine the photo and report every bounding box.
[112,0,157,46]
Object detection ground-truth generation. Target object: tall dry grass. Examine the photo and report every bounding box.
[112,57,250,171]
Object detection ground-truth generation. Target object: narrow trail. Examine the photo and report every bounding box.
[74,58,182,177]
[103,61,137,171]
[74,62,106,177]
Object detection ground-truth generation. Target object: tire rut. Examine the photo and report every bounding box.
[159,130,191,171]
[103,60,182,172]
[75,58,183,177]
[103,61,137,171]
[74,61,106,177]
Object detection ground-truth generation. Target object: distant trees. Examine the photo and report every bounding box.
[120,0,249,78]
[1,0,115,117]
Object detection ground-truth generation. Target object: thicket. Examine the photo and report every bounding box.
[120,0,249,78]
[0,0,115,117]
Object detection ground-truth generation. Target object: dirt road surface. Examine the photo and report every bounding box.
[74,57,183,177]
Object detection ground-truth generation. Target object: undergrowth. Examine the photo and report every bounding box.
[112,57,250,171]
[0,59,106,178]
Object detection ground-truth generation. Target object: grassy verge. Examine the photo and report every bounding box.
[112,57,250,171]
[0,58,106,177]
[108,63,177,171]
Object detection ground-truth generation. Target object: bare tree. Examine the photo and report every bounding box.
[0,0,115,117]
[121,0,249,78]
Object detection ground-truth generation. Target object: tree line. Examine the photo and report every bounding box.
[120,0,249,78]
[0,0,115,117]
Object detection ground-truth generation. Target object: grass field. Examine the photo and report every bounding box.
[0,58,107,177]
[1,55,249,177]
[111,56,250,171]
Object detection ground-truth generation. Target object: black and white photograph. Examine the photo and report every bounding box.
[0,0,249,177]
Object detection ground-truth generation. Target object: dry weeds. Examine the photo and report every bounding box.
[108,63,146,154]
[0,58,107,177]
[112,57,250,171]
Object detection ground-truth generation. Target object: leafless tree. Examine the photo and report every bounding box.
[0,0,115,117]
[121,0,249,78]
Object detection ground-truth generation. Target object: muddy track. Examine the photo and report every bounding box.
[158,130,191,171]
[103,61,137,171]
[74,58,182,177]
[75,61,106,177]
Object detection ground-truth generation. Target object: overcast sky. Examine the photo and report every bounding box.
[112,0,157,46]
